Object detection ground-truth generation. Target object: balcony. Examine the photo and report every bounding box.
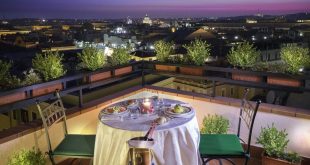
[0,62,310,165]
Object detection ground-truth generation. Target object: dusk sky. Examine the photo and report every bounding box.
[1,0,309,19]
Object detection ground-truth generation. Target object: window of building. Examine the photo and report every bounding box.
[230,88,234,96]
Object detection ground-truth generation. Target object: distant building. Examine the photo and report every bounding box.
[127,17,133,24]
[246,19,257,24]
[142,14,152,25]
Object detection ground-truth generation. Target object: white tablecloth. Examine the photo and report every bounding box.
[94,99,200,165]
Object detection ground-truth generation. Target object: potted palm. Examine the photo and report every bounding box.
[109,46,133,76]
[8,148,46,165]
[77,45,111,82]
[32,51,66,97]
[200,114,229,134]
[181,39,211,76]
[154,40,177,72]
[257,124,301,165]
[267,45,310,87]
[227,42,262,82]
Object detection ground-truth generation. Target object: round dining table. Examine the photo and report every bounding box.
[93,98,201,165]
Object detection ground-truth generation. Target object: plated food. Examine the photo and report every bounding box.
[164,104,192,117]
[103,106,127,114]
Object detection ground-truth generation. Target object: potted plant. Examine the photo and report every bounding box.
[154,40,177,72]
[109,46,133,76]
[0,60,25,106]
[8,148,46,165]
[200,114,229,134]
[227,42,262,82]
[256,123,302,165]
[181,39,211,76]
[267,45,310,87]
[32,51,66,97]
[77,45,111,82]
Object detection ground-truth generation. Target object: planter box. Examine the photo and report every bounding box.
[115,66,132,76]
[32,83,63,97]
[262,155,300,165]
[0,92,26,106]
[232,73,263,82]
[155,64,177,72]
[267,76,302,87]
[88,71,111,82]
[179,66,204,76]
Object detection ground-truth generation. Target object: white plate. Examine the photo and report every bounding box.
[164,106,193,118]
[101,106,129,116]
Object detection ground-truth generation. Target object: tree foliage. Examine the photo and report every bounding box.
[227,42,259,69]
[154,40,174,62]
[256,123,289,158]
[8,148,46,165]
[201,114,229,134]
[32,51,66,81]
[109,47,131,66]
[78,45,106,71]
[183,39,211,65]
[280,45,310,74]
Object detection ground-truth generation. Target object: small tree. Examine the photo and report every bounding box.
[227,42,259,69]
[201,114,229,134]
[0,60,11,83]
[78,45,106,71]
[32,51,66,81]
[183,39,211,65]
[154,40,174,62]
[256,123,289,158]
[109,47,131,66]
[280,45,310,74]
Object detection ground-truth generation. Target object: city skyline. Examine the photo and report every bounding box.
[0,0,309,19]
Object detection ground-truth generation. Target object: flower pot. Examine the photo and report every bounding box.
[115,66,132,76]
[155,64,177,72]
[0,92,26,106]
[232,73,263,82]
[32,83,63,97]
[88,71,111,83]
[262,155,300,165]
[267,76,302,87]
[179,66,204,76]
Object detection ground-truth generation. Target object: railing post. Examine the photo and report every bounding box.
[79,89,83,107]
[142,60,145,87]
[212,80,216,97]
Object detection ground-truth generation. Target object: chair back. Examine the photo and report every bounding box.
[237,88,261,155]
[36,91,68,153]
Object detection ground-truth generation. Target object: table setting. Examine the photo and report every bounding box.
[94,96,200,165]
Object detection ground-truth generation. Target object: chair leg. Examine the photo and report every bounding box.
[244,157,249,165]
[48,152,55,165]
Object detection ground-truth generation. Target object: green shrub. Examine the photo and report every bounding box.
[282,152,302,164]
[32,51,66,81]
[78,45,106,71]
[109,47,131,66]
[8,148,46,165]
[22,69,42,86]
[183,39,211,65]
[154,40,174,62]
[280,45,310,74]
[227,42,259,69]
[257,123,289,158]
[0,60,11,83]
[0,60,22,89]
[201,114,229,134]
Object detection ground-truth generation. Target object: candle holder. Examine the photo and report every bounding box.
[140,98,154,114]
